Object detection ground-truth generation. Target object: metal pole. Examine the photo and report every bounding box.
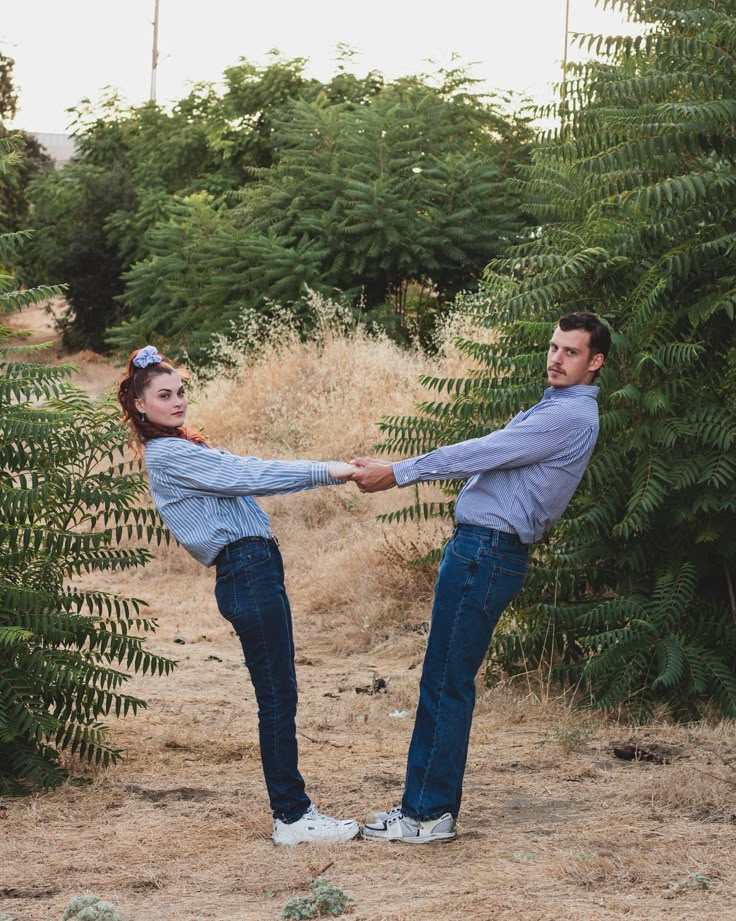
[562,0,571,77]
[560,0,571,112]
[150,0,160,102]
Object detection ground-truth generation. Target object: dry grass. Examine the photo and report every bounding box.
[3,304,736,921]
[645,760,736,824]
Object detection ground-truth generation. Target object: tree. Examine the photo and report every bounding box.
[0,51,52,236]
[22,159,132,351]
[22,58,533,359]
[0,52,18,123]
[0,136,174,792]
[107,66,533,362]
[20,59,345,352]
[379,0,736,720]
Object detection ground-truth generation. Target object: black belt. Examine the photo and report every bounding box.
[454,523,526,547]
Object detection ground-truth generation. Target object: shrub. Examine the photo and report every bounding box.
[0,136,174,793]
[376,0,736,719]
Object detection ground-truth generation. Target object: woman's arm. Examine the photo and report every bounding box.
[146,438,356,498]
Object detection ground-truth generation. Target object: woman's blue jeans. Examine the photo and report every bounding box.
[402,524,529,821]
[214,538,310,823]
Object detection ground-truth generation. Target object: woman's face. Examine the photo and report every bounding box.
[134,370,187,428]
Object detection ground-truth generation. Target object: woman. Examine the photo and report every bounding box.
[118,345,359,845]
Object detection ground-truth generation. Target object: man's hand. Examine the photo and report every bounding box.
[349,457,397,493]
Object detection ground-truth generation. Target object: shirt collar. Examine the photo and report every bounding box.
[542,384,600,400]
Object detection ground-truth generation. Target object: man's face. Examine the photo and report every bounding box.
[546,326,604,388]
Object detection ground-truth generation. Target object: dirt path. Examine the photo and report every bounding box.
[3,298,121,397]
[2,305,735,921]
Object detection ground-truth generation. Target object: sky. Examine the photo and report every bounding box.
[1,1,640,135]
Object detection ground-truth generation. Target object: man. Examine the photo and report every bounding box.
[351,312,611,843]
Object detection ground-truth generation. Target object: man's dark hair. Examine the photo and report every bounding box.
[558,312,611,358]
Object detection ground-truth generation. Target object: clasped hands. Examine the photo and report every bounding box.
[327,458,396,493]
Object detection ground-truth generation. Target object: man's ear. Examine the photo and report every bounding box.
[589,352,604,373]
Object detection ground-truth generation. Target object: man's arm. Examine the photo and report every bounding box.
[349,409,591,492]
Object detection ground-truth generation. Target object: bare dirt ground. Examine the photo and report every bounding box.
[2,305,735,921]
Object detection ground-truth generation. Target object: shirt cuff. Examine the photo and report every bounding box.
[392,459,416,487]
[313,462,345,486]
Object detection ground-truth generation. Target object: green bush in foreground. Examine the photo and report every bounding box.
[282,877,354,919]
[0,136,175,794]
[61,895,126,921]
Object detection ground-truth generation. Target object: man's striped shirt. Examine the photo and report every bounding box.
[392,384,600,544]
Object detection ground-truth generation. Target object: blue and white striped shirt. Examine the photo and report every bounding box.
[393,384,600,544]
[144,437,340,566]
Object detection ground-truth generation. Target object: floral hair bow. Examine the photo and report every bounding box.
[133,345,162,368]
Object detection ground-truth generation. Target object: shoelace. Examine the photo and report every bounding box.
[304,805,341,825]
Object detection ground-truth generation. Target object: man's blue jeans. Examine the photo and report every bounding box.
[402,524,529,821]
[214,537,310,823]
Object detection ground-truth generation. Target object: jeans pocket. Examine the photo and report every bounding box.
[483,562,528,621]
[448,533,482,565]
[215,542,272,613]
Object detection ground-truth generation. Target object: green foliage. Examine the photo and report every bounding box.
[282,877,354,919]
[22,57,533,361]
[0,51,18,122]
[0,56,53,235]
[0,129,52,236]
[60,895,125,921]
[0,138,174,794]
[110,68,532,362]
[20,59,369,353]
[0,894,126,921]
[22,159,131,350]
[381,0,736,720]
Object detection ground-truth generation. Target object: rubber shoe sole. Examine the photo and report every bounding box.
[273,810,360,846]
[362,811,456,844]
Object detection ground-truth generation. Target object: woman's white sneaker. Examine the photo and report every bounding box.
[362,808,456,843]
[272,805,360,845]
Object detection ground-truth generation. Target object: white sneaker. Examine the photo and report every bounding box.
[369,805,401,824]
[362,807,456,844]
[272,805,360,845]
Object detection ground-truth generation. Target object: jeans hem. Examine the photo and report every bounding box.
[275,800,312,824]
[400,804,456,822]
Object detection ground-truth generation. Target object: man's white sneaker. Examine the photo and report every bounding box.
[362,807,456,843]
[272,805,360,845]
[369,805,401,824]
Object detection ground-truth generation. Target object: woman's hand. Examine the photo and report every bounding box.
[328,462,360,481]
[348,457,397,492]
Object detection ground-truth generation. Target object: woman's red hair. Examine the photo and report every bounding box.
[117,348,209,449]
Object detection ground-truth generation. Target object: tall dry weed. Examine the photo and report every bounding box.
[191,295,423,459]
